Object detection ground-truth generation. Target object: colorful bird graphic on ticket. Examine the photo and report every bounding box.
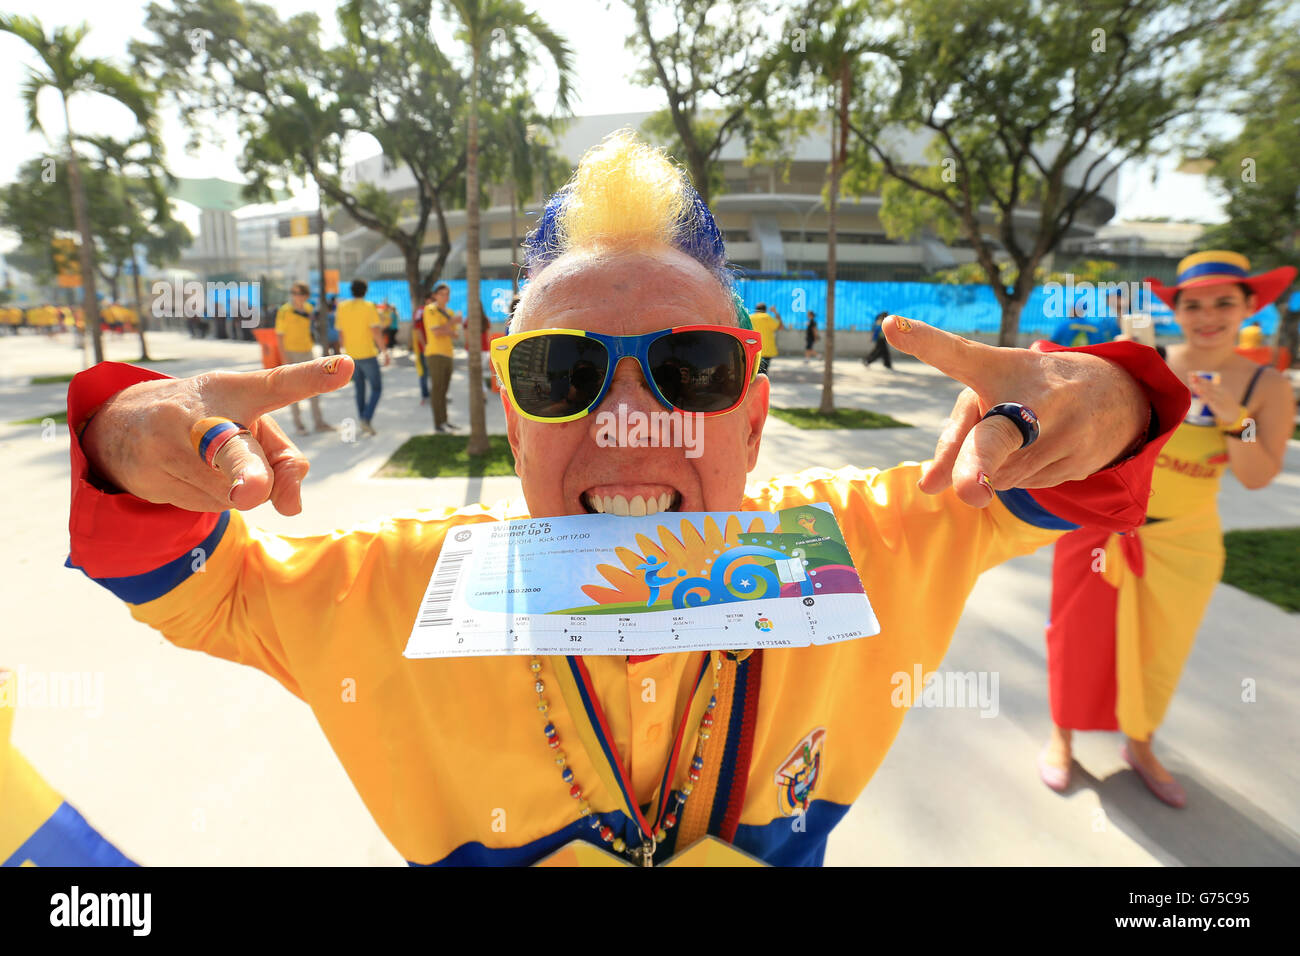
[404,503,879,658]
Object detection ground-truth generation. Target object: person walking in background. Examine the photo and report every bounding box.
[1036,251,1296,808]
[804,310,819,359]
[412,292,431,404]
[862,310,894,370]
[323,295,342,357]
[748,302,782,377]
[423,283,458,432]
[382,300,399,351]
[1050,301,1120,347]
[336,279,389,437]
[275,281,332,436]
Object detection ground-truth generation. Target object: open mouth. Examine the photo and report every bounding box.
[1193,325,1227,337]
[581,487,683,516]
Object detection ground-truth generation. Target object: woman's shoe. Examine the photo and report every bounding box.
[1037,747,1071,792]
[1121,744,1186,808]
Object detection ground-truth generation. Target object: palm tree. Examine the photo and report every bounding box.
[441,0,574,456]
[0,15,155,364]
[80,133,186,362]
[763,0,880,416]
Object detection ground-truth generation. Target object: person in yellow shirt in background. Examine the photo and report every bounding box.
[423,282,459,433]
[748,303,783,378]
[275,281,332,436]
[335,279,388,437]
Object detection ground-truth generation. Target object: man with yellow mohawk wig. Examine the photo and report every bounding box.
[61,130,1186,866]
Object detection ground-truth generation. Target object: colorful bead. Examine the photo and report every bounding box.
[543,722,556,737]
[589,816,601,829]
[579,803,592,816]
[534,680,545,694]
[708,696,716,709]
[655,827,667,842]
[555,754,566,767]
[548,736,561,749]
[529,659,542,673]
[613,837,626,853]
[692,756,704,771]
[537,699,549,714]
[562,768,574,783]
[599,826,614,842]
[663,812,677,829]
[701,713,713,728]
[688,769,700,782]
[569,784,582,799]
[682,783,694,796]
[700,730,710,741]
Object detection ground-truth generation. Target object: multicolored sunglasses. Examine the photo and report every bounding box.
[490,325,763,423]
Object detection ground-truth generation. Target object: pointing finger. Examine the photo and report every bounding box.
[882,316,1017,397]
[216,355,354,421]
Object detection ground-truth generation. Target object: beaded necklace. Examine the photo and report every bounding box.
[529,652,721,867]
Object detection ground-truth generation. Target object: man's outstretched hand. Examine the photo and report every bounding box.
[882,316,1148,507]
[81,356,355,515]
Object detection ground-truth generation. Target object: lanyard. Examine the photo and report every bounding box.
[562,653,712,864]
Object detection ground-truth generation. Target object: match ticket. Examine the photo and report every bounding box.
[403,502,879,658]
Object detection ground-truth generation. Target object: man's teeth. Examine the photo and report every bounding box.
[587,492,675,515]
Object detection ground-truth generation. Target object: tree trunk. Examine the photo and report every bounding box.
[465,48,489,457]
[63,98,103,364]
[999,298,1027,347]
[316,191,329,351]
[132,252,151,360]
[997,265,1035,347]
[820,65,850,417]
[509,174,518,295]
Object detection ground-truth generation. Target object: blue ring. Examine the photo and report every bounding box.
[982,402,1040,449]
[197,422,239,462]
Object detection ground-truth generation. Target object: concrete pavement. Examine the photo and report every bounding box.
[1,330,1295,865]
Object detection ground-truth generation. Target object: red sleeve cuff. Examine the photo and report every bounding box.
[67,362,222,580]
[1023,340,1189,533]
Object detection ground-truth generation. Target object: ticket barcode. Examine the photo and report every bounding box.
[419,550,470,626]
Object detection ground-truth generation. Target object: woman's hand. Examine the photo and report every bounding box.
[1186,372,1243,426]
[81,356,355,515]
[882,316,1148,507]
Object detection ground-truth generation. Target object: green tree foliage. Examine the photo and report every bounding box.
[0,13,157,362]
[624,0,769,208]
[839,0,1264,345]
[1197,18,1300,361]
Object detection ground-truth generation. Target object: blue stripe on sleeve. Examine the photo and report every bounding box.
[994,488,1081,531]
[66,511,232,604]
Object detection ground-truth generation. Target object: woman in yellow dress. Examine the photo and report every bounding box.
[1037,251,1296,807]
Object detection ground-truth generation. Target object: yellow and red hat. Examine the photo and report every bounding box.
[1147,250,1296,310]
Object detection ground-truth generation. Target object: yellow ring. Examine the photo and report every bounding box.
[190,416,237,457]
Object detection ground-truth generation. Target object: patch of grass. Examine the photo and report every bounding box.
[768,406,912,430]
[1222,527,1300,613]
[30,374,74,385]
[377,433,516,478]
[8,410,67,426]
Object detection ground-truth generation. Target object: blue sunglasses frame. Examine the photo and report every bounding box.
[490,324,764,422]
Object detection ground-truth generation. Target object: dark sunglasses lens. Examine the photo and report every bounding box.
[507,334,608,418]
[647,330,748,413]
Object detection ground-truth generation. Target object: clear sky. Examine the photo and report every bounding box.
[0,0,1224,250]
